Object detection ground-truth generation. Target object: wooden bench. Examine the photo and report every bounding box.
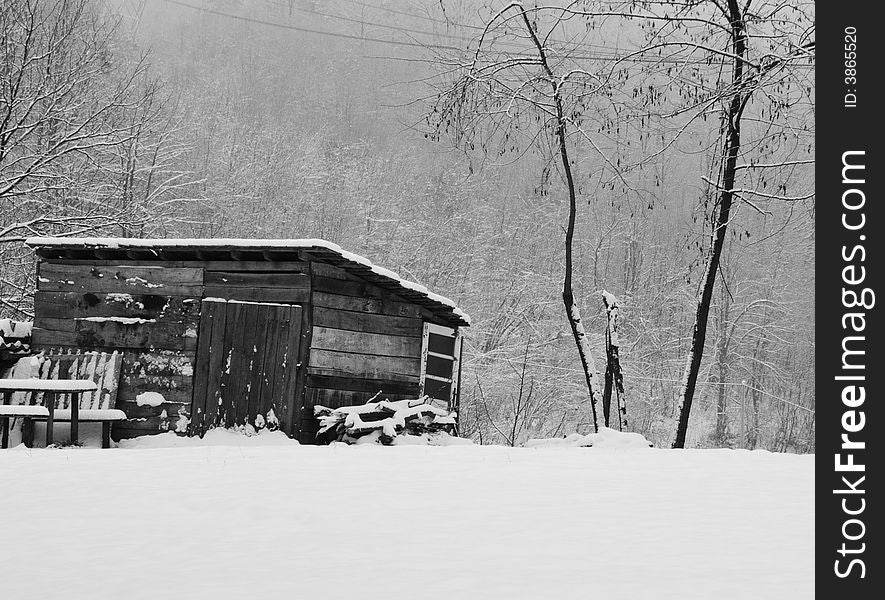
[0,394,48,448]
[0,351,125,448]
[1,379,96,448]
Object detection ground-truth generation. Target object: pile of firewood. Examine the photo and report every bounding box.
[0,319,32,363]
[314,396,457,445]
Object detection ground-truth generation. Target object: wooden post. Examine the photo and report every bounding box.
[70,392,80,445]
[23,418,34,448]
[453,339,464,436]
[46,393,54,447]
[102,422,111,449]
[1,391,9,449]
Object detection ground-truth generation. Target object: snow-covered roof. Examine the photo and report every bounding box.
[25,237,470,327]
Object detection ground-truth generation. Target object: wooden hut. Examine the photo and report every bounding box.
[25,238,470,442]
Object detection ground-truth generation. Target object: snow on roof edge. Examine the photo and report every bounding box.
[25,237,471,325]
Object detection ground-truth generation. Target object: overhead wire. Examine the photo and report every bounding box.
[162,0,747,66]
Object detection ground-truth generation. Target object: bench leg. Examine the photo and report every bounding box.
[22,418,33,448]
[71,392,79,446]
[1,417,8,449]
[102,422,111,449]
[46,399,54,447]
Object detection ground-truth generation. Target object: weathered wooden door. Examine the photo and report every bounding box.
[190,300,303,436]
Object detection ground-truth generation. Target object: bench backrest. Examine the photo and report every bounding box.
[36,350,122,411]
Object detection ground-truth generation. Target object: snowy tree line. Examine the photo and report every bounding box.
[0,0,814,451]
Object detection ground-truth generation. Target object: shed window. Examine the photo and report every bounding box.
[419,323,462,408]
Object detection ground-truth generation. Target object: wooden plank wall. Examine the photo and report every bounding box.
[32,258,314,440]
[32,262,202,440]
[303,262,439,442]
[190,301,303,436]
[31,255,458,444]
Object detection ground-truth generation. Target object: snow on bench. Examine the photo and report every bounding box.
[0,404,50,417]
[0,351,124,448]
[0,378,98,392]
[51,408,127,422]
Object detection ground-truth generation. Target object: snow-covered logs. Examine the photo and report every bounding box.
[0,319,32,359]
[314,396,460,445]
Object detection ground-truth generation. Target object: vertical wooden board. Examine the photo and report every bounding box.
[282,305,303,437]
[293,282,313,438]
[256,307,283,427]
[202,303,229,430]
[236,303,263,427]
[451,332,463,413]
[221,302,246,428]
[419,322,430,398]
[245,304,271,428]
[189,301,218,435]
[269,308,294,429]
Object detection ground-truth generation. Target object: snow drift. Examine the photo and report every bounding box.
[0,441,812,600]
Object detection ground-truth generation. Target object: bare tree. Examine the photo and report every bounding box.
[541,0,814,447]
[0,0,202,315]
[426,0,812,441]
[427,3,615,431]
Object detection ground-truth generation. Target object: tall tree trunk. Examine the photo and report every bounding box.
[521,9,601,431]
[673,0,747,448]
[559,119,601,432]
[713,285,731,445]
[602,291,625,430]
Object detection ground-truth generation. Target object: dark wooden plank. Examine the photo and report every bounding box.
[221,302,246,428]
[310,262,350,281]
[189,300,218,435]
[38,263,203,295]
[201,302,229,431]
[44,259,309,272]
[282,305,303,436]
[112,413,188,433]
[304,373,420,396]
[304,387,415,409]
[312,275,414,307]
[118,350,196,377]
[234,303,261,427]
[309,349,420,380]
[34,318,197,352]
[112,427,160,441]
[311,326,421,358]
[291,285,313,437]
[312,263,458,325]
[204,272,310,288]
[256,306,283,427]
[32,327,79,348]
[70,392,79,444]
[34,291,200,323]
[312,274,384,298]
[114,399,191,420]
[202,286,310,303]
[312,291,422,319]
[246,303,271,427]
[312,307,422,337]
[269,307,294,428]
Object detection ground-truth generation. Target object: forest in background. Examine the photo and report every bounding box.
[0,0,815,450]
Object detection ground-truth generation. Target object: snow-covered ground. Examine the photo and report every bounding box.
[0,433,813,599]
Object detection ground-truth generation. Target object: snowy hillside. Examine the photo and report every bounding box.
[0,438,812,599]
